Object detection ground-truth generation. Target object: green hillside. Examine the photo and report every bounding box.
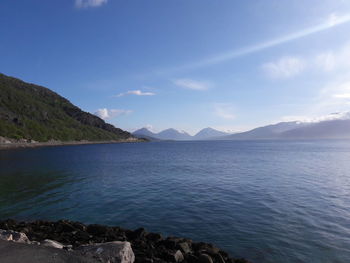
[0,73,133,142]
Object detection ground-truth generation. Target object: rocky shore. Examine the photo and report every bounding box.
[0,219,250,263]
[0,136,145,150]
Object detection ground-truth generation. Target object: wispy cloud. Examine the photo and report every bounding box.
[262,42,350,79]
[315,44,350,72]
[173,79,210,90]
[214,103,235,120]
[154,13,350,74]
[115,90,155,97]
[75,0,108,8]
[262,56,306,79]
[94,108,132,120]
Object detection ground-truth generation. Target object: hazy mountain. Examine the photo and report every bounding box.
[133,117,350,141]
[132,128,160,141]
[221,118,350,140]
[133,128,157,137]
[0,73,134,142]
[223,121,310,140]
[193,127,230,140]
[156,128,192,140]
[279,119,350,139]
[133,127,229,141]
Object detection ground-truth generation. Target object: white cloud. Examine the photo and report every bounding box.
[263,42,350,79]
[262,56,306,79]
[308,80,350,116]
[315,52,336,72]
[333,93,350,99]
[75,0,108,8]
[94,108,132,120]
[214,103,235,120]
[315,44,350,72]
[115,90,155,97]
[173,79,210,90]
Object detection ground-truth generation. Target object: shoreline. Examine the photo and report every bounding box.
[0,219,250,263]
[0,137,145,150]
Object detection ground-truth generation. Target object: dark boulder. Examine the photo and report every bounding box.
[198,253,214,263]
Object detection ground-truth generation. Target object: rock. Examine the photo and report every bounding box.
[74,230,91,242]
[87,224,109,236]
[0,220,250,263]
[72,222,87,231]
[186,254,199,263]
[193,242,220,256]
[0,229,30,243]
[58,221,76,232]
[160,239,177,250]
[11,231,30,243]
[0,230,12,241]
[214,253,226,263]
[177,242,191,254]
[174,250,184,262]
[198,254,214,263]
[146,232,163,242]
[162,250,184,263]
[126,228,146,240]
[77,241,135,263]
[0,239,99,263]
[41,239,64,249]
[0,136,12,144]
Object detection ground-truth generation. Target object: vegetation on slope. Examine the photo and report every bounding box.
[0,73,133,142]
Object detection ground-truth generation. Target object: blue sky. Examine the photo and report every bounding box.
[1,0,350,134]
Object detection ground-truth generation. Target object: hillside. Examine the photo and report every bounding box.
[222,119,350,140]
[0,73,134,142]
[279,119,350,139]
[223,121,309,140]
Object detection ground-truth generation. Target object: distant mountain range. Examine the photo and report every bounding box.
[134,117,350,141]
[133,127,230,141]
[223,118,350,140]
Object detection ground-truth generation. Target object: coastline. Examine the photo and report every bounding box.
[0,219,250,263]
[0,137,146,150]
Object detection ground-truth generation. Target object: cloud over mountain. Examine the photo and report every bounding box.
[94,108,132,120]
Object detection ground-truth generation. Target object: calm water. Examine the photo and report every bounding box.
[1,140,350,262]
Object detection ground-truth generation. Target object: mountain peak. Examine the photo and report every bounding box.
[194,127,229,140]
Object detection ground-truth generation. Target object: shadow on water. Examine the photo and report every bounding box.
[0,169,77,219]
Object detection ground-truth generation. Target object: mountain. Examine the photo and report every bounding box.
[279,119,350,139]
[132,128,160,141]
[0,73,135,142]
[133,128,192,141]
[222,118,350,140]
[223,121,308,140]
[156,128,192,140]
[133,128,158,138]
[132,127,230,141]
[193,127,230,140]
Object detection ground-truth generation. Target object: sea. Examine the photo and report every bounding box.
[1,140,350,263]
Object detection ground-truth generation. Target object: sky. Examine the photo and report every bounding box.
[1,0,350,134]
